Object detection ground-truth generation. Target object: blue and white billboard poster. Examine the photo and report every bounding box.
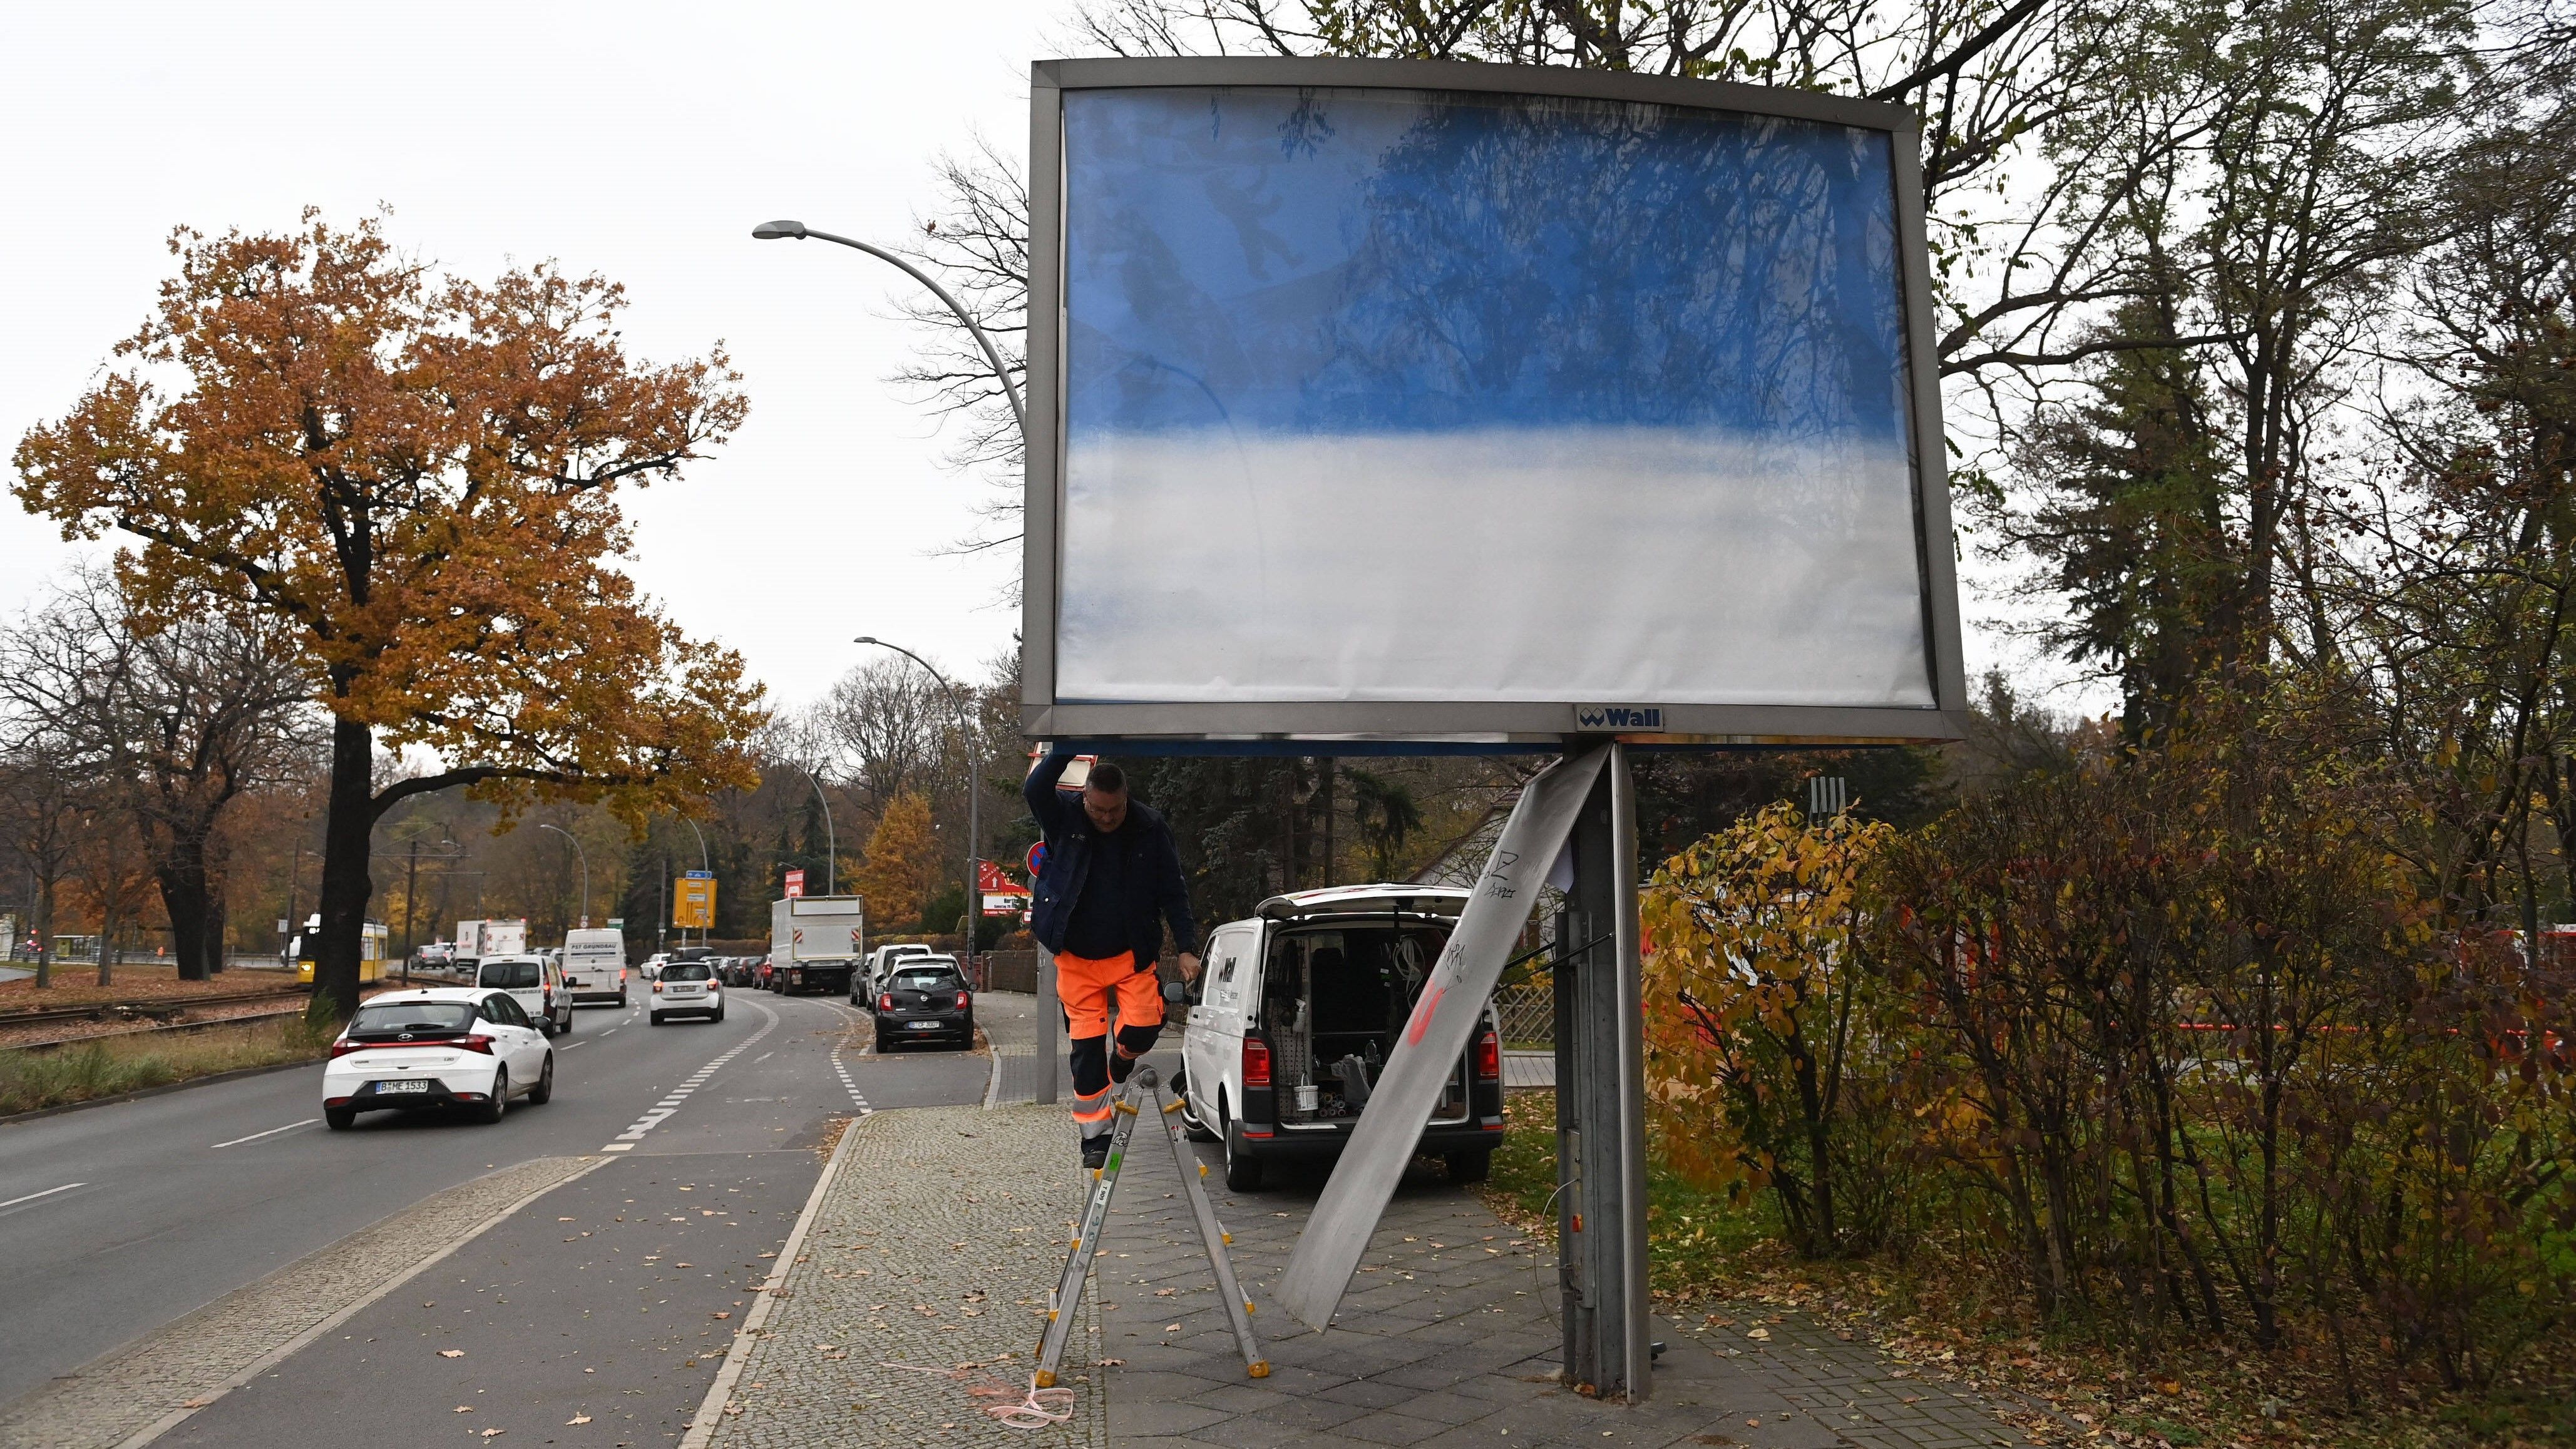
[1055,84,1936,712]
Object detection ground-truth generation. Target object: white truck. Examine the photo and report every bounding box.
[769,896,866,996]
[453,919,528,973]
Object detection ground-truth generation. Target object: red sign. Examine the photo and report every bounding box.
[979,858,1030,918]
[783,868,805,899]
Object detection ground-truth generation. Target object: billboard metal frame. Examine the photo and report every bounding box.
[1024,56,1968,749]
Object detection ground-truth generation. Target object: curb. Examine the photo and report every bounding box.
[677,1087,870,1449]
[0,1055,321,1130]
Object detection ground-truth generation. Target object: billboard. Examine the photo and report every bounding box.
[1024,58,1965,747]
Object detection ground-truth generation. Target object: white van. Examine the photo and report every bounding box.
[475,953,575,1036]
[860,942,936,998]
[1176,884,1504,1192]
[561,928,629,1006]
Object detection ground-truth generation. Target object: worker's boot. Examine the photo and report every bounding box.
[1080,1131,1112,1170]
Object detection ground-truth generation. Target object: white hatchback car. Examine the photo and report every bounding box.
[649,960,724,1024]
[322,988,555,1129]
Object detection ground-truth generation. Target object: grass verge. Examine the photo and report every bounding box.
[0,1012,334,1117]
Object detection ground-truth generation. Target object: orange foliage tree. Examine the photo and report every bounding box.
[14,213,766,1013]
[855,792,940,932]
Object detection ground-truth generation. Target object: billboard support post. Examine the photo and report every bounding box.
[1556,743,1650,1401]
[1035,951,1060,1104]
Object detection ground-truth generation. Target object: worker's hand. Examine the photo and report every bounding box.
[1178,952,1201,983]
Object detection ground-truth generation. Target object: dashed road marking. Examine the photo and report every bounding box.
[603,1000,780,1151]
[828,1003,873,1117]
[0,1182,85,1212]
[209,1119,319,1149]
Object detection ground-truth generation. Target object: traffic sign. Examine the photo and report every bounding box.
[674,875,716,929]
[784,868,806,900]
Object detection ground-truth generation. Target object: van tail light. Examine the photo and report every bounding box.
[1476,1028,1502,1083]
[1243,1036,1272,1088]
[955,991,971,1010]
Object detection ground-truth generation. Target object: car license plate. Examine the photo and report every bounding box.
[908,1020,942,1030]
[377,1079,431,1093]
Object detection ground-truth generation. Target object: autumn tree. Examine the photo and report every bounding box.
[0,565,319,979]
[855,791,940,931]
[13,214,766,1013]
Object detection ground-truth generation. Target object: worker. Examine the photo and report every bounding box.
[1024,745,1201,1167]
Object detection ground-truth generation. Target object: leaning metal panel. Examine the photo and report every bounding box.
[1275,745,1610,1329]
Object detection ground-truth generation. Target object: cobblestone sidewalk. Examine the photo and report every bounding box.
[1089,1061,2040,1449]
[702,1103,1106,1448]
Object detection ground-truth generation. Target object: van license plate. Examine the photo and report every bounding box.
[377,1079,430,1093]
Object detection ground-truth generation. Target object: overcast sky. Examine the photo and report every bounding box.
[2,1,2080,722]
[3,0,1065,712]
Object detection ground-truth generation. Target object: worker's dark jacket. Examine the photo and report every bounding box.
[1024,747,1196,971]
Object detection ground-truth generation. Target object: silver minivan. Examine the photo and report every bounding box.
[1176,884,1505,1192]
[475,954,575,1037]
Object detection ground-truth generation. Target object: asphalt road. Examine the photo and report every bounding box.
[0,984,996,1424]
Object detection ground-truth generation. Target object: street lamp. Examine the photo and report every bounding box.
[536,824,589,929]
[679,816,711,948]
[855,637,980,971]
[749,222,1027,433]
[776,761,836,896]
[755,219,1045,1097]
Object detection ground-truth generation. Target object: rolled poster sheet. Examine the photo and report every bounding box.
[1275,744,1611,1330]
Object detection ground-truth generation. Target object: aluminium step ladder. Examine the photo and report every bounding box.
[1032,1063,1266,1387]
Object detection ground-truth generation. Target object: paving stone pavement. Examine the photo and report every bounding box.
[0,1154,603,1449]
[1090,1071,2040,1449]
[724,1008,2034,1449]
[704,1103,1106,1448]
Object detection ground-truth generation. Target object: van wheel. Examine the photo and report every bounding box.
[1223,1112,1263,1192]
[1174,1067,1218,1142]
[1444,1149,1492,1184]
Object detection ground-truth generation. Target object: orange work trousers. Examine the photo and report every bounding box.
[1058,950,1164,1132]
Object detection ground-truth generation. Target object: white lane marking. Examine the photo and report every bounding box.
[0,1182,86,1211]
[604,998,779,1150]
[826,1001,873,1118]
[752,1051,774,1065]
[601,1028,618,1037]
[209,1119,319,1149]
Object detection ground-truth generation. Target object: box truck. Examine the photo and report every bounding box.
[453,919,528,970]
[769,896,866,996]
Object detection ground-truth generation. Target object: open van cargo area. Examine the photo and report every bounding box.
[1259,921,1470,1130]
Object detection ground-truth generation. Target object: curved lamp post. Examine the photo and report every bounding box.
[749,221,1027,431]
[536,824,589,929]
[753,218,1044,1096]
[855,637,980,970]
[776,761,836,896]
[680,817,710,947]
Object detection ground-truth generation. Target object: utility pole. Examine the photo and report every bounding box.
[402,837,419,985]
[657,852,667,955]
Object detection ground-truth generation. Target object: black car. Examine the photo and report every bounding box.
[870,959,973,1051]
